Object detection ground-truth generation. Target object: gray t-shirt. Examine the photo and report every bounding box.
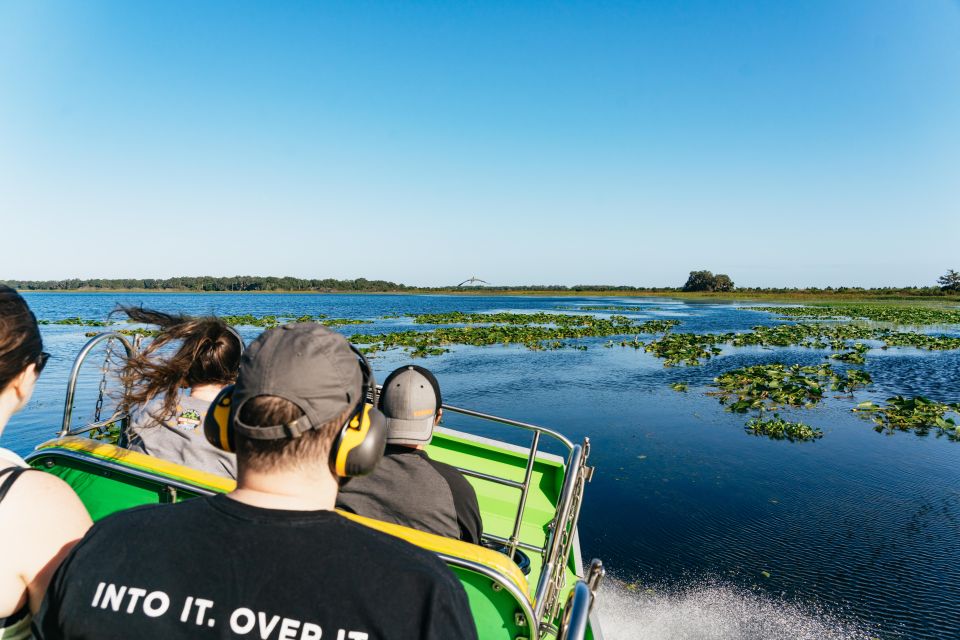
[126,392,236,479]
[336,445,483,543]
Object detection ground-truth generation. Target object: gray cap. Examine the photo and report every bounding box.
[380,365,442,446]
[232,323,362,440]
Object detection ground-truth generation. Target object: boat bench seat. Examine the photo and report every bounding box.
[28,437,536,639]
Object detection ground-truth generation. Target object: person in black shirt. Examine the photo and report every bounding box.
[34,324,478,640]
[337,365,483,544]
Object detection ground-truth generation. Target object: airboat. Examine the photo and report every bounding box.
[25,331,605,639]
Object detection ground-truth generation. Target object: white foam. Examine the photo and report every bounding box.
[594,580,875,640]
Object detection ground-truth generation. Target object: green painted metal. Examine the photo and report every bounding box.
[453,566,532,639]
[426,429,565,592]
[29,451,205,520]
[426,430,587,623]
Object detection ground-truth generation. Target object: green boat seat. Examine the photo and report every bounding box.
[27,437,537,640]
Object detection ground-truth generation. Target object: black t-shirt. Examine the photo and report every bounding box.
[34,495,478,640]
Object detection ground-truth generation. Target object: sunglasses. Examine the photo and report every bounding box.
[34,351,50,375]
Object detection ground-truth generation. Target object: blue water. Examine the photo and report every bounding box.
[7,293,960,639]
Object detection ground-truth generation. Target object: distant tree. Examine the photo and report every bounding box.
[713,274,735,292]
[938,269,960,291]
[682,270,716,292]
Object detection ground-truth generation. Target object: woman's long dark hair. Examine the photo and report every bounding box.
[118,307,241,422]
[0,285,44,393]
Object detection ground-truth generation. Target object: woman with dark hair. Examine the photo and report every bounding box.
[0,285,92,639]
[120,307,241,478]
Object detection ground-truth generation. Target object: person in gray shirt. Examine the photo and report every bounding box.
[119,307,241,478]
[336,365,483,544]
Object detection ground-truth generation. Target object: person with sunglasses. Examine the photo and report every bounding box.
[0,285,91,640]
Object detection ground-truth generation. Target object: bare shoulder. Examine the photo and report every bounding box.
[3,468,92,527]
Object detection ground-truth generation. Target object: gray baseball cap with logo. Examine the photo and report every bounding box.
[379,365,442,446]
[232,323,362,440]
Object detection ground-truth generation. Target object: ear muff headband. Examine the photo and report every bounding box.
[202,342,387,478]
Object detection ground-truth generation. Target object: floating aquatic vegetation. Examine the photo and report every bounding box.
[555,304,644,312]
[670,382,688,392]
[829,343,869,364]
[710,363,870,414]
[84,329,162,338]
[220,314,285,328]
[320,318,373,327]
[89,421,122,444]
[745,414,823,442]
[220,314,368,328]
[853,396,960,440]
[39,317,111,327]
[350,313,676,357]
[637,321,959,367]
[880,332,960,351]
[410,345,450,358]
[746,305,960,326]
[642,333,724,366]
[409,311,676,331]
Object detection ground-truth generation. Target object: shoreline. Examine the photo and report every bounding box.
[17,289,960,304]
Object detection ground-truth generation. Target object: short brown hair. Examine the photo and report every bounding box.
[0,285,43,392]
[234,395,349,473]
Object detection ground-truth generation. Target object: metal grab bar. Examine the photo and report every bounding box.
[441,402,575,451]
[557,581,592,640]
[60,332,135,437]
[481,531,545,555]
[535,442,586,621]
[456,466,525,489]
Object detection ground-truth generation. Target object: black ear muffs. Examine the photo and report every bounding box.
[203,384,237,453]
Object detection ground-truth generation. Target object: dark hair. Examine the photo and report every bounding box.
[0,285,43,392]
[118,307,241,422]
[234,395,347,473]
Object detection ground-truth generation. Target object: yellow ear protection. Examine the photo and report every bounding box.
[329,345,387,477]
[204,385,237,453]
[202,344,387,478]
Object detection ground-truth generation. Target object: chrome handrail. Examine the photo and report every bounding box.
[536,440,591,625]
[27,448,219,497]
[441,402,575,451]
[437,397,593,627]
[557,581,592,640]
[60,332,135,437]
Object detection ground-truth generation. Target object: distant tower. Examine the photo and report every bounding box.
[457,276,490,287]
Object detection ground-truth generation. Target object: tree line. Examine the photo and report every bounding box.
[1,276,413,292]
[2,271,958,295]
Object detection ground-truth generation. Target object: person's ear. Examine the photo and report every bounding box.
[12,363,38,405]
[434,408,443,426]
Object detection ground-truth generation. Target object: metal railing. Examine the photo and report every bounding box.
[60,332,136,437]
[438,402,594,631]
[59,328,245,439]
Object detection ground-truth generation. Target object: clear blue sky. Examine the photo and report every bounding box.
[1,1,958,288]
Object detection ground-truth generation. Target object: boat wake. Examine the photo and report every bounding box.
[595,579,876,640]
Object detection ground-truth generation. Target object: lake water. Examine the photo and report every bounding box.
[7,293,960,640]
